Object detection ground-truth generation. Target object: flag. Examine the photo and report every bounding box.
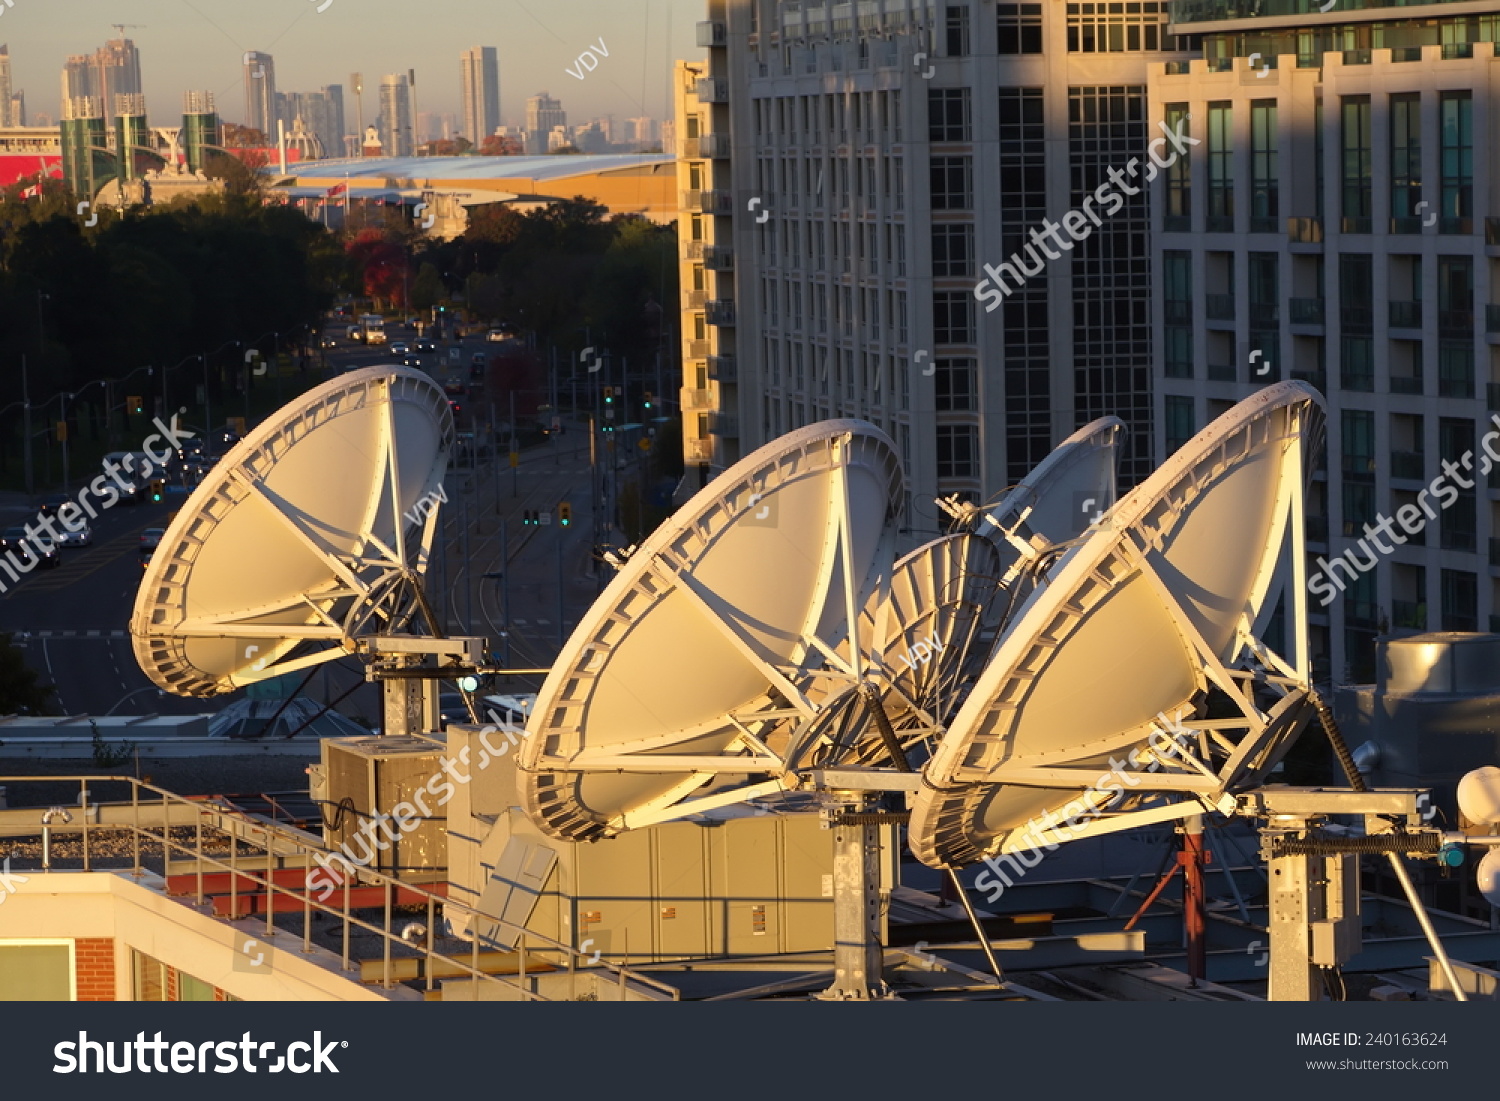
[326,183,347,198]
[19,184,40,200]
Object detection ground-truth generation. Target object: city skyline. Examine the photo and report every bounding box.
[1,0,694,133]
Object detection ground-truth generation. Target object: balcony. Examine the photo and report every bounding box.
[1249,302,1279,327]
[708,411,739,437]
[1487,305,1500,333]
[1388,300,1421,329]
[1438,309,1474,334]
[1306,513,1328,543]
[703,245,734,272]
[1390,216,1425,235]
[1250,216,1280,234]
[1392,46,1424,62]
[1164,300,1192,324]
[680,388,715,411]
[1442,41,1474,59]
[682,134,732,159]
[1487,217,1500,247]
[1440,217,1474,235]
[681,189,733,215]
[1392,600,1427,631]
[1205,294,1235,321]
[1346,601,1381,629]
[1205,215,1234,234]
[1164,215,1192,233]
[1390,450,1424,481]
[1287,217,1323,245]
[1291,368,1326,391]
[1343,49,1372,65]
[1341,216,1372,235]
[1289,297,1325,325]
[696,20,727,47]
[1488,382,1500,409]
[707,354,738,383]
[1491,538,1500,567]
[705,300,738,326]
[684,436,714,463]
[1207,363,1237,382]
[695,78,730,104]
[1340,306,1373,332]
[683,240,705,260]
[1389,374,1423,395]
[687,339,712,358]
[1342,455,1376,483]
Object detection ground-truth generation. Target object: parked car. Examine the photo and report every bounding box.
[1,526,60,568]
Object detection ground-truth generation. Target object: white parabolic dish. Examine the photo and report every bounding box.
[520,419,904,841]
[909,382,1325,868]
[131,366,453,696]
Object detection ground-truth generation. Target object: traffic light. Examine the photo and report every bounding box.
[148,478,164,503]
[643,391,653,410]
[558,503,572,526]
[127,395,144,415]
[55,421,67,442]
[523,509,535,526]
[603,386,614,404]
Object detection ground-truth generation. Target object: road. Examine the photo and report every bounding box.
[0,323,607,720]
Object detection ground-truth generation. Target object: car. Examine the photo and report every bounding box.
[320,336,339,349]
[403,355,423,368]
[140,527,165,552]
[390,341,411,356]
[55,522,92,548]
[415,338,437,353]
[0,525,60,569]
[485,329,508,343]
[36,494,70,519]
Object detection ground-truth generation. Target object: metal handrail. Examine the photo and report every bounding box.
[0,775,680,1001]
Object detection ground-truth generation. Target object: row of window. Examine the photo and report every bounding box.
[752,88,902,144]
[1164,91,1474,232]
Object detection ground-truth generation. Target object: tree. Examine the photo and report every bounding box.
[0,632,55,714]
[221,123,269,148]
[346,228,409,309]
[478,135,523,156]
[411,262,444,312]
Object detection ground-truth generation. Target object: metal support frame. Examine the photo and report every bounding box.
[819,793,891,1001]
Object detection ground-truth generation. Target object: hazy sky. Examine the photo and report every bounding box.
[3,0,703,129]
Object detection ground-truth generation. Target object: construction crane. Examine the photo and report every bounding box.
[111,23,147,38]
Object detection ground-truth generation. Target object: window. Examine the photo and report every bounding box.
[933,357,976,411]
[0,942,73,1000]
[1441,569,1477,632]
[932,224,974,276]
[933,290,975,344]
[1439,91,1472,228]
[1389,92,1421,227]
[1165,394,1195,453]
[1341,408,1375,480]
[1341,95,1372,229]
[1343,480,1376,538]
[1164,326,1193,378]
[945,4,970,56]
[1341,336,1374,392]
[1163,103,1191,227]
[1067,1,1183,51]
[936,424,979,478]
[996,3,1043,54]
[1339,253,1373,332]
[928,88,971,142]
[1248,252,1279,326]
[930,156,972,209]
[1249,100,1278,231]
[1207,102,1233,230]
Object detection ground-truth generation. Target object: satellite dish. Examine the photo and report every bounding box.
[1477,848,1500,907]
[984,416,1124,543]
[910,382,1325,868]
[1458,766,1500,827]
[131,366,453,696]
[519,420,904,841]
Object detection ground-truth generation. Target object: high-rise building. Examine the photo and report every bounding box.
[0,46,12,128]
[1151,2,1500,684]
[59,39,142,146]
[677,0,1192,506]
[60,55,94,108]
[9,91,24,127]
[379,73,412,158]
[460,46,500,142]
[282,86,345,158]
[183,90,221,175]
[244,51,277,139]
[525,92,565,154]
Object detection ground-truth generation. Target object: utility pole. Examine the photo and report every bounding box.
[350,74,364,155]
[21,355,32,497]
[509,391,518,497]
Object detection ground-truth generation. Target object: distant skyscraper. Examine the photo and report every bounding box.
[9,91,24,128]
[282,86,345,157]
[60,55,93,106]
[379,73,412,157]
[244,51,277,138]
[525,92,564,155]
[460,46,500,142]
[0,46,11,128]
[94,38,141,122]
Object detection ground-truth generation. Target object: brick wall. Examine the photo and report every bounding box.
[74,938,115,1001]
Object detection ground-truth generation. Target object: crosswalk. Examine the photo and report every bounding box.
[2,533,139,597]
